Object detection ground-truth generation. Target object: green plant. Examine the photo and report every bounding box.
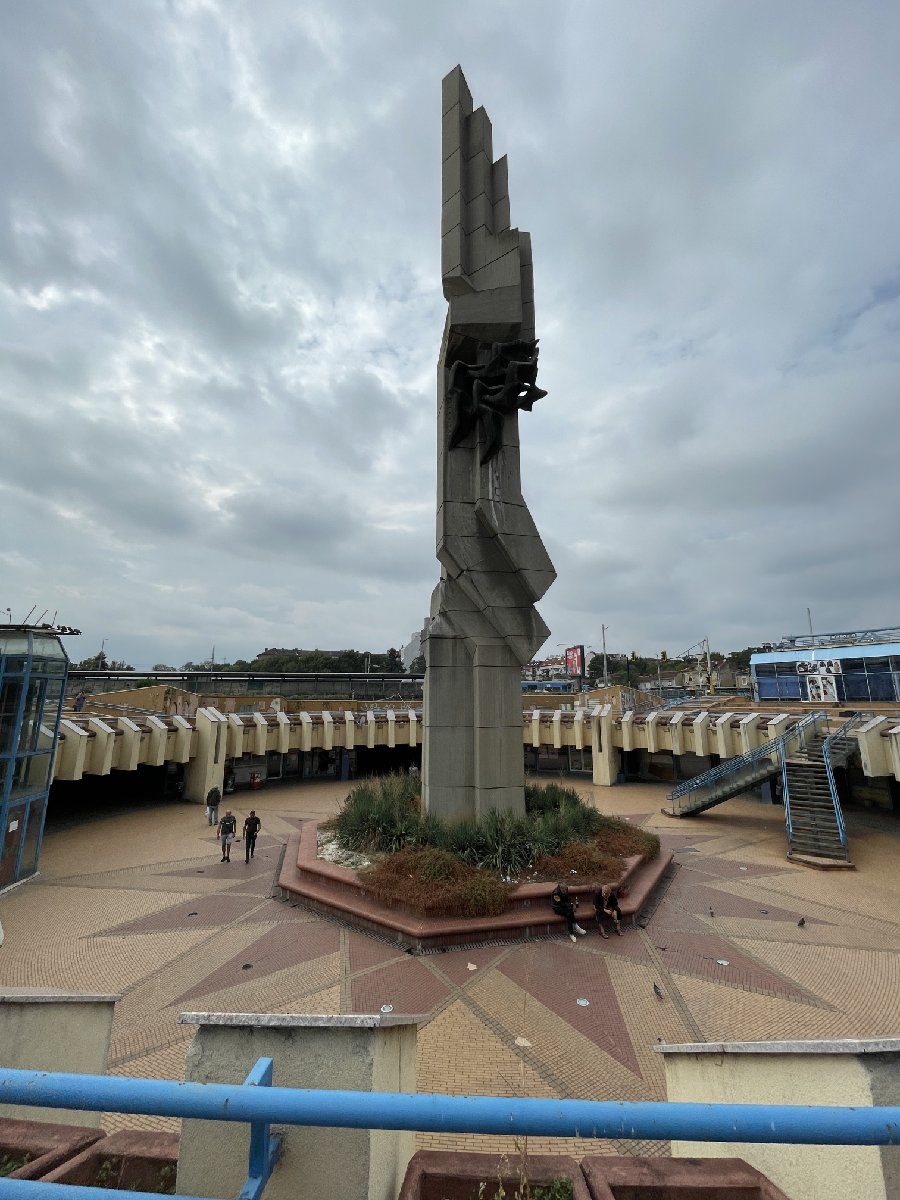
[331,778,658,897]
[95,1157,122,1187]
[0,1153,32,1178]
[532,1179,575,1200]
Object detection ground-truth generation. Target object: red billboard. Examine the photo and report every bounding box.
[564,645,585,676]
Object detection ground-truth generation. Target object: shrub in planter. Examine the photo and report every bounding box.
[533,841,621,882]
[359,848,512,917]
[398,1150,589,1200]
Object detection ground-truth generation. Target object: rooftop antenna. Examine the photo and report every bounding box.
[51,610,58,626]
[23,605,37,624]
[36,609,48,625]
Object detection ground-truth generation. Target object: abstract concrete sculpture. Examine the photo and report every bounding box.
[422,66,556,822]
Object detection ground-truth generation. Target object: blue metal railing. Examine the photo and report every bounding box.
[781,745,793,846]
[821,712,863,854]
[667,711,824,814]
[0,1062,898,1200]
[0,1063,899,1200]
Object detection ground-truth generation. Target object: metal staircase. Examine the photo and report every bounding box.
[664,711,823,818]
[783,713,862,866]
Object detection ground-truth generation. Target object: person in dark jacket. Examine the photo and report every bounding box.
[593,883,622,938]
[551,882,586,942]
[206,786,221,826]
[242,810,261,863]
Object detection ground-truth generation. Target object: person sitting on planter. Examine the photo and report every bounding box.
[593,883,622,938]
[551,882,586,942]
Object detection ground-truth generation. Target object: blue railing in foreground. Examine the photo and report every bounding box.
[3,1063,900,1140]
[1,1063,899,1200]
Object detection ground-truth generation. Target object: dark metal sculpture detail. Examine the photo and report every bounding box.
[447,339,548,464]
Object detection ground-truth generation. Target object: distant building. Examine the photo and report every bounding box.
[402,622,428,671]
[751,626,900,704]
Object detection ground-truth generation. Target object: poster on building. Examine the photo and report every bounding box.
[565,645,585,677]
[797,659,842,675]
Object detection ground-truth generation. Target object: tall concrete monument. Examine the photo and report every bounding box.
[422,67,556,822]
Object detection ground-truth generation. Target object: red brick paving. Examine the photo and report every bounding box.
[654,932,819,1001]
[346,931,407,974]
[177,921,340,1004]
[581,930,654,964]
[99,894,265,936]
[499,944,640,1075]
[678,882,829,925]
[350,958,450,1016]
[681,855,786,880]
[429,947,510,987]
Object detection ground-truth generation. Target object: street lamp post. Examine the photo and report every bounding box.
[601,624,609,688]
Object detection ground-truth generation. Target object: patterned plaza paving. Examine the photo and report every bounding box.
[2,780,899,1155]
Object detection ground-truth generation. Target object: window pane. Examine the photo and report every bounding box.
[18,797,46,878]
[0,678,24,755]
[777,677,801,699]
[9,753,52,801]
[843,673,870,701]
[864,657,890,672]
[0,802,27,888]
[774,663,799,677]
[754,664,776,678]
[30,636,66,659]
[840,658,864,672]
[0,636,30,655]
[757,679,779,699]
[20,678,45,752]
[868,672,895,701]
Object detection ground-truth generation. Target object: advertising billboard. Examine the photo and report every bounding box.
[564,645,585,676]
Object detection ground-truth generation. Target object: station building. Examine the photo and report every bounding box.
[751,627,900,706]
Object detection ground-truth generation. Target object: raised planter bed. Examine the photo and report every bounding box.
[40,1130,179,1193]
[581,1155,790,1198]
[0,1118,105,1181]
[398,1150,590,1200]
[278,822,672,952]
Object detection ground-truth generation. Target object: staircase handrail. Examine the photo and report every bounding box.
[781,750,793,846]
[821,712,864,852]
[667,710,825,808]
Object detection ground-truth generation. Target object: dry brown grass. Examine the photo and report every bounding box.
[359,847,513,918]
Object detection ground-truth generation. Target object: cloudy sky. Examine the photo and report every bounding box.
[3,2,899,669]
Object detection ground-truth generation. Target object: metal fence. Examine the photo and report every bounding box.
[1,1062,899,1200]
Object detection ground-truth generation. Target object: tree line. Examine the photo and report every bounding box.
[73,647,406,673]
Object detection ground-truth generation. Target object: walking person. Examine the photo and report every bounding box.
[217,810,237,862]
[243,810,261,864]
[593,883,622,938]
[205,785,221,826]
[550,882,586,942]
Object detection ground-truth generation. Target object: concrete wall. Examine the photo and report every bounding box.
[659,1038,900,1200]
[0,990,118,1126]
[177,1013,418,1200]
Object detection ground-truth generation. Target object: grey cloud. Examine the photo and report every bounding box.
[2,2,900,666]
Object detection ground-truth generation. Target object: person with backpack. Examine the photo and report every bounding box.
[242,810,261,864]
[217,810,237,862]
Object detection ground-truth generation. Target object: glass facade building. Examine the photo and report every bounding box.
[751,642,900,705]
[0,629,69,889]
